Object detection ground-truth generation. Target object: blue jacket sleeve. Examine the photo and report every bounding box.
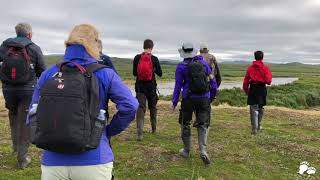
[210,78,217,100]
[172,64,183,107]
[106,73,138,137]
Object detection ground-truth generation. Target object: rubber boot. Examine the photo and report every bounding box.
[180,125,191,158]
[257,107,264,130]
[198,126,210,165]
[150,108,157,133]
[250,105,259,135]
[136,109,145,141]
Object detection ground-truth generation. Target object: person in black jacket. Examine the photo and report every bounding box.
[133,39,162,141]
[0,23,46,168]
[97,39,118,74]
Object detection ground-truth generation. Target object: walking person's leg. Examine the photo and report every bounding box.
[136,93,147,141]
[3,90,18,153]
[148,94,158,133]
[257,105,264,130]
[179,99,193,158]
[195,99,211,165]
[250,105,259,135]
[16,94,32,168]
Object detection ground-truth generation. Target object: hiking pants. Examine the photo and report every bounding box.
[179,98,211,151]
[41,162,113,180]
[136,92,158,136]
[180,98,211,128]
[3,89,32,164]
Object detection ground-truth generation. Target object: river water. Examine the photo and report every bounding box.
[129,77,299,96]
[0,78,299,97]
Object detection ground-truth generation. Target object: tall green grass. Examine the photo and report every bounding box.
[213,77,320,109]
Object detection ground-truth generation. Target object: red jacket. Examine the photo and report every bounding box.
[243,60,272,94]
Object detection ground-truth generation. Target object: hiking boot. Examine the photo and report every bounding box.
[19,155,31,169]
[250,105,259,135]
[150,108,157,134]
[179,148,190,158]
[258,107,264,131]
[251,129,257,135]
[180,125,191,158]
[200,152,211,165]
[137,135,143,141]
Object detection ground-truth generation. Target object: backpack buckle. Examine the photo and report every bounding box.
[84,72,91,78]
[58,72,62,78]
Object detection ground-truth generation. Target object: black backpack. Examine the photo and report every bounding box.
[0,44,35,84]
[186,59,210,94]
[30,61,108,153]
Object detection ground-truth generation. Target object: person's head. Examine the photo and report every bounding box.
[254,50,264,60]
[178,42,198,59]
[65,24,100,59]
[15,23,32,39]
[143,39,154,52]
[199,43,209,53]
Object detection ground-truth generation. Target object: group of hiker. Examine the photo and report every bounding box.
[0,23,272,180]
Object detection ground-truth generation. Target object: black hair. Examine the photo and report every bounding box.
[254,51,264,60]
[143,39,154,49]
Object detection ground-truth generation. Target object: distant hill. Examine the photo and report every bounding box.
[44,55,320,67]
[44,55,179,66]
[220,60,250,65]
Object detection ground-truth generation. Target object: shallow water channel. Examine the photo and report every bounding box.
[129,77,299,96]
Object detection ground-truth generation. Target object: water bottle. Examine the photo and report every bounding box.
[95,109,106,128]
[29,104,38,116]
[30,63,34,70]
[90,109,106,148]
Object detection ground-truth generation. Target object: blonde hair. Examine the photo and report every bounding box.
[65,24,100,59]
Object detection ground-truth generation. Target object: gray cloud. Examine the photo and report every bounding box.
[1,0,320,63]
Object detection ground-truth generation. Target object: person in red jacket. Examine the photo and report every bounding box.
[243,51,272,135]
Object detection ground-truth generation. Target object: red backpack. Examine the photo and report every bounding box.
[137,53,153,81]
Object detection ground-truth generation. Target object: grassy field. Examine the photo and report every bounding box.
[0,55,318,179]
[0,101,319,179]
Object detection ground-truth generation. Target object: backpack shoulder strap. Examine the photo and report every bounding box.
[85,63,109,73]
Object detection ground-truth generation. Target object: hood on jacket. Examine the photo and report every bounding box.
[252,60,265,68]
[3,37,33,47]
[63,44,98,66]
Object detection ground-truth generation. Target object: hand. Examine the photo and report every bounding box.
[172,105,176,112]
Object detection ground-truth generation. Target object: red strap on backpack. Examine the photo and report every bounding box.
[59,61,86,74]
[137,53,153,81]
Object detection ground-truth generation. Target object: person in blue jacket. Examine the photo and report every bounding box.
[97,39,118,74]
[27,24,138,180]
[172,42,217,165]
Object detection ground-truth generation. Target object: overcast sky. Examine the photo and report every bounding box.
[1,0,320,63]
